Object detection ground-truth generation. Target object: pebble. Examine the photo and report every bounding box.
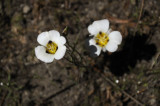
[138,81,141,84]
[115,80,119,84]
[150,98,156,105]
[0,82,3,86]
[23,5,30,14]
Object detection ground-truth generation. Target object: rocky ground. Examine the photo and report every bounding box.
[0,0,160,106]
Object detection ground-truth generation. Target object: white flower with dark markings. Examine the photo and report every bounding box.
[35,30,66,63]
[88,19,122,56]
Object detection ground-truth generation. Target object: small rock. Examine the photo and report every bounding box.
[23,5,30,14]
[100,83,106,91]
[115,80,119,84]
[0,82,3,86]
[11,12,24,33]
[150,98,156,105]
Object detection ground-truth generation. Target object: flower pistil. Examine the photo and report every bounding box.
[46,41,58,54]
[95,32,109,47]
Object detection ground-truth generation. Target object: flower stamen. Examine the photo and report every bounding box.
[46,41,58,54]
[95,32,109,47]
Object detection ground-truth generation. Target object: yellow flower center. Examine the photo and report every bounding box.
[46,41,58,54]
[95,32,109,47]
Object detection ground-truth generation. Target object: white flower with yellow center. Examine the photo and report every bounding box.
[88,19,122,56]
[35,30,66,63]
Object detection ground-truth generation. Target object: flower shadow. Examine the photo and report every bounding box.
[85,38,99,57]
[103,33,157,76]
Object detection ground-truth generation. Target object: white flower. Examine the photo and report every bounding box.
[35,30,66,63]
[88,19,122,56]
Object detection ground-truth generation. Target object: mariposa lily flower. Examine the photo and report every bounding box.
[35,30,66,63]
[88,19,122,56]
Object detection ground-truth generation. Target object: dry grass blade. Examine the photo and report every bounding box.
[101,73,145,106]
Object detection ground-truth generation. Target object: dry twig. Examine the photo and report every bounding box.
[134,0,144,36]
[0,92,8,106]
[101,72,145,106]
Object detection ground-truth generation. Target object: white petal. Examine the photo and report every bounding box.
[35,46,54,63]
[48,30,60,42]
[48,30,66,46]
[109,31,122,45]
[37,32,50,46]
[89,39,102,56]
[106,41,118,52]
[102,47,107,52]
[88,19,109,36]
[89,39,96,45]
[95,46,102,56]
[54,45,66,60]
[58,36,66,45]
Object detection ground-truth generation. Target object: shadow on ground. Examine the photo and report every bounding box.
[103,33,157,76]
